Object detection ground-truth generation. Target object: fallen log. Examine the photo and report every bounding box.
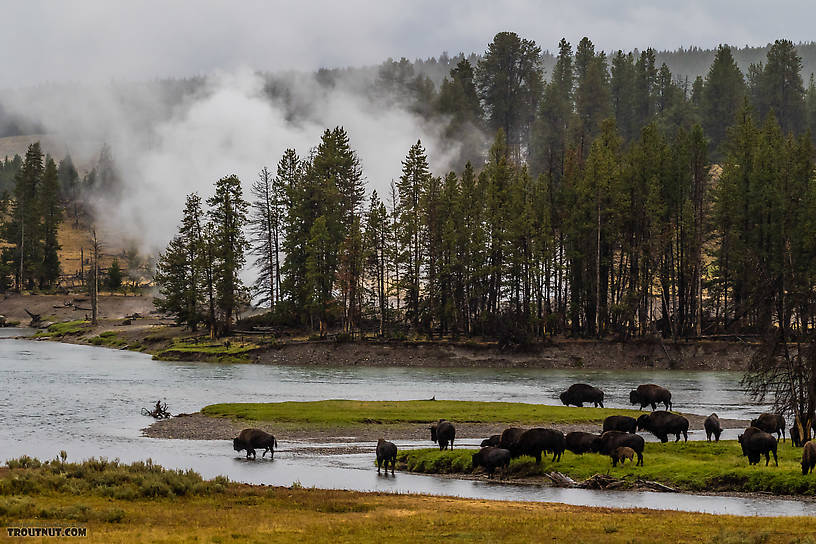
[545,471,577,488]
[635,479,676,493]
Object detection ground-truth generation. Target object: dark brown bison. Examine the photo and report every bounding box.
[430,419,456,450]
[750,413,786,442]
[376,439,397,475]
[480,435,501,448]
[738,426,778,466]
[498,427,526,454]
[602,415,637,434]
[802,441,816,475]
[636,411,689,443]
[559,383,605,408]
[515,428,566,463]
[471,447,511,478]
[233,428,277,459]
[594,430,644,466]
[565,431,599,455]
[704,413,722,442]
[791,424,803,448]
[629,384,672,411]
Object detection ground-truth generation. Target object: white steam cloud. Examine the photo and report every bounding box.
[2,69,458,253]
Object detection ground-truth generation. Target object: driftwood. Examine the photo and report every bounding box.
[141,400,171,419]
[544,473,679,493]
[25,308,41,322]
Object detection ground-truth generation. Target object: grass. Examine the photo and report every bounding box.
[88,331,129,348]
[2,457,816,543]
[399,440,816,495]
[153,339,260,363]
[201,400,645,426]
[33,319,91,338]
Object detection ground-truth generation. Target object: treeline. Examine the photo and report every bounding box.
[0,141,134,293]
[154,33,816,343]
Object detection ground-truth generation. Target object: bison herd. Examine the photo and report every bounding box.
[230,382,816,480]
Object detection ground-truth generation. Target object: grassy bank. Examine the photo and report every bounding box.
[2,458,815,543]
[399,440,816,495]
[201,400,644,427]
[153,339,260,364]
[33,319,92,338]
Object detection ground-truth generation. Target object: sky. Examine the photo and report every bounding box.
[1,1,813,88]
[1,0,812,254]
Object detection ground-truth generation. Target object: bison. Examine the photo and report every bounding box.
[738,426,778,466]
[498,427,526,454]
[430,419,456,450]
[480,434,501,448]
[565,431,599,455]
[376,438,397,475]
[802,441,816,475]
[629,384,672,411]
[515,428,566,463]
[613,446,635,465]
[602,415,637,434]
[637,411,689,443]
[559,383,605,408]
[233,428,277,459]
[471,447,511,478]
[594,430,644,466]
[750,413,786,442]
[704,413,722,442]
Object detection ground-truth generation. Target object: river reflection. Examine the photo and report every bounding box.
[1,335,806,516]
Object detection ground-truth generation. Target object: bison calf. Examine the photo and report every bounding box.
[233,428,277,460]
[802,441,816,475]
[376,438,397,475]
[613,446,635,465]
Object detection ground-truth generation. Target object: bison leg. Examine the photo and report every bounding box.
[683,430,688,442]
[651,402,657,411]
[636,452,643,466]
[772,449,778,466]
[247,448,256,459]
[391,458,395,475]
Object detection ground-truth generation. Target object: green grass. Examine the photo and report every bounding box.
[88,331,128,348]
[33,320,91,338]
[153,339,259,363]
[201,399,644,426]
[399,440,816,495]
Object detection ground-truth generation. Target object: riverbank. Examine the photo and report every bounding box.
[3,457,815,543]
[143,400,749,442]
[5,293,763,370]
[398,441,816,496]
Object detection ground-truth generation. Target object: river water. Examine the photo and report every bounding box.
[1,330,812,517]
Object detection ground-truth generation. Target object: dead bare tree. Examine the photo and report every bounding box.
[89,228,101,325]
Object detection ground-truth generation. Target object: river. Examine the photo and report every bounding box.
[1,330,812,517]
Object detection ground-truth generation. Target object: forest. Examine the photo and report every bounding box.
[3,34,816,349]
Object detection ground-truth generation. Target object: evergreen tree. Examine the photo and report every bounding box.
[702,45,747,155]
[39,157,62,288]
[107,258,123,292]
[476,32,544,159]
[249,166,285,308]
[750,40,806,135]
[207,175,249,334]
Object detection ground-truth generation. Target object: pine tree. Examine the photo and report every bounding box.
[249,166,285,308]
[107,258,123,292]
[750,40,806,135]
[5,143,44,291]
[364,191,389,335]
[702,45,747,156]
[39,156,62,288]
[207,175,249,334]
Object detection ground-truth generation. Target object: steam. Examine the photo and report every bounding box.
[1,68,459,253]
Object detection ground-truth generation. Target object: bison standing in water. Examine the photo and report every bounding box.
[750,413,786,442]
[559,384,605,408]
[471,447,511,478]
[629,384,672,411]
[802,441,816,475]
[637,411,689,443]
[602,415,637,434]
[430,419,456,450]
[376,439,397,475]
[233,428,277,459]
[738,426,778,466]
[704,414,722,442]
[594,431,644,466]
